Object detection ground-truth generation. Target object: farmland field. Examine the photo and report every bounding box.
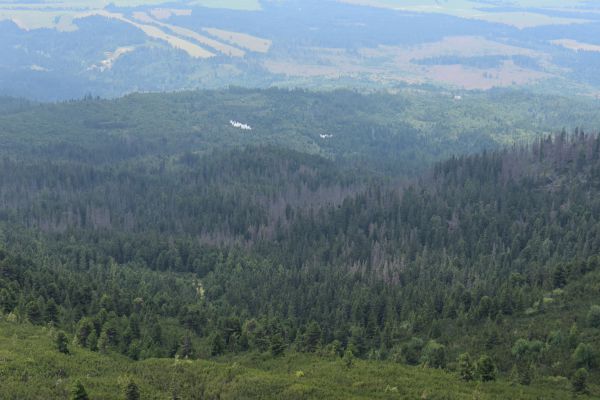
[337,0,593,28]
[203,28,271,53]
[551,39,600,53]
[2,0,600,99]
[132,12,245,57]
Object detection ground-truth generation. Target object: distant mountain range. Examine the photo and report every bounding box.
[2,0,600,100]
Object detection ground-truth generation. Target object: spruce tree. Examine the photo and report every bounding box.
[476,355,496,382]
[76,318,94,347]
[181,335,194,359]
[552,265,567,288]
[421,340,446,369]
[304,322,322,352]
[457,352,475,381]
[124,380,141,400]
[71,381,89,400]
[210,333,224,356]
[516,362,533,385]
[573,343,597,369]
[98,330,109,354]
[587,305,600,328]
[56,331,69,354]
[343,348,354,369]
[572,368,588,394]
[45,298,59,323]
[270,333,286,357]
[88,330,98,352]
[26,300,43,325]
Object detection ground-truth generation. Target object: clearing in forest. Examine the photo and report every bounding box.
[336,0,590,28]
[203,27,271,53]
[551,39,600,53]
[83,10,215,58]
[133,12,245,57]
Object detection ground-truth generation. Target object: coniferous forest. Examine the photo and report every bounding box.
[0,89,600,398]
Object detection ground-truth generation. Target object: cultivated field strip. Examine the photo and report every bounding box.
[203,27,271,53]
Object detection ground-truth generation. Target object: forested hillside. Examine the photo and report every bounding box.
[1,88,599,173]
[1,90,600,398]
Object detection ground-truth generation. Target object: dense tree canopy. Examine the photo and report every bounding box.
[0,90,599,397]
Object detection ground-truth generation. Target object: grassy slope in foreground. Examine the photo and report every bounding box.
[0,321,588,399]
